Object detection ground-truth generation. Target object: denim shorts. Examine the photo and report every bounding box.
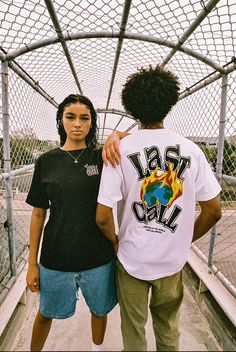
[39,260,118,319]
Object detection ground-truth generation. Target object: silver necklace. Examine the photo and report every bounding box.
[63,148,86,164]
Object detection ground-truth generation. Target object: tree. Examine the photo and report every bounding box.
[200,141,236,177]
[10,138,36,169]
[222,141,236,176]
[1,126,57,172]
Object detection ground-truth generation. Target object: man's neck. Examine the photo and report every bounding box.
[140,121,164,129]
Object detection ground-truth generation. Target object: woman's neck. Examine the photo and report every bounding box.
[62,141,87,150]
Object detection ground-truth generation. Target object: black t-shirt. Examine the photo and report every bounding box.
[26,147,115,272]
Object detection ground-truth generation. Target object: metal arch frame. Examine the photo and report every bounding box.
[0,0,224,69]
[97,108,138,134]
[1,31,234,103]
[0,0,232,149]
[0,0,230,129]
[97,108,134,121]
[98,122,138,139]
[0,0,232,183]
[1,28,232,132]
[0,33,226,74]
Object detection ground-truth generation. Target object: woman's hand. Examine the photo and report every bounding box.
[102,131,129,167]
[26,263,40,292]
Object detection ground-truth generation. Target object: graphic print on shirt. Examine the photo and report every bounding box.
[84,164,99,176]
[128,144,191,233]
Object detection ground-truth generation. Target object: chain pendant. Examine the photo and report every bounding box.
[62,148,86,164]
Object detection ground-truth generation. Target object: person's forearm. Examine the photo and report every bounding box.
[96,204,119,254]
[28,208,46,266]
[192,213,214,242]
[97,216,117,244]
[96,205,117,243]
[97,216,118,253]
[192,200,221,242]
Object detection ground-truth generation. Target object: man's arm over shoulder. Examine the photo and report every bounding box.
[192,196,222,242]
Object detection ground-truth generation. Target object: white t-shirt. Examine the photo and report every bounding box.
[98,129,221,280]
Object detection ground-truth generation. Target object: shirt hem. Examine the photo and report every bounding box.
[117,256,184,281]
[97,196,114,208]
[196,187,221,202]
[40,255,115,273]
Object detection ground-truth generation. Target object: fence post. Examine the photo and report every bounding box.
[208,74,228,267]
[1,60,16,276]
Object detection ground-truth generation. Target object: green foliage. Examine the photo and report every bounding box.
[0,127,57,172]
[200,140,236,177]
[10,138,36,169]
[200,145,217,170]
[39,140,58,153]
[222,141,236,176]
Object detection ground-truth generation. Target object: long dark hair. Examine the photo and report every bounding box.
[56,94,98,149]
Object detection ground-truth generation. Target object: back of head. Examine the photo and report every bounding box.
[121,65,180,124]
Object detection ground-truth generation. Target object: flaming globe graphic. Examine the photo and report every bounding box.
[140,164,183,208]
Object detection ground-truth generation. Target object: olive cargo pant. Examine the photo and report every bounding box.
[116,260,184,351]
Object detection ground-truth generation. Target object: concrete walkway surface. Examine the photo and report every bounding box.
[12,285,222,351]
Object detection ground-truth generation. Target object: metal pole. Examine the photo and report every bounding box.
[1,61,16,276]
[192,244,236,299]
[208,74,228,267]
[179,65,234,99]
[161,0,221,67]
[126,121,139,131]
[101,0,132,141]
[0,164,35,183]
[44,0,83,94]
[9,61,58,107]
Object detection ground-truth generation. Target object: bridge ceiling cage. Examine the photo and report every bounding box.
[1,0,236,301]
[0,0,236,142]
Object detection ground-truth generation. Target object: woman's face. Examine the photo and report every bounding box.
[62,102,92,145]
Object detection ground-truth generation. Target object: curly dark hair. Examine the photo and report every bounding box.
[56,94,98,148]
[121,65,180,124]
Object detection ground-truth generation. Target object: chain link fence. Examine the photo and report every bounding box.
[0,0,236,305]
[166,71,236,296]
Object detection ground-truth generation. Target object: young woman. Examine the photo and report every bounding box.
[26,94,122,351]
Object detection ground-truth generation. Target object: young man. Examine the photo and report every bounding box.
[96,65,222,351]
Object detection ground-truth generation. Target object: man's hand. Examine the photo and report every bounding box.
[111,235,119,254]
[96,203,118,254]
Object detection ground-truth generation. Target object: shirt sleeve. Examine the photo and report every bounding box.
[97,163,123,208]
[26,156,50,209]
[195,150,222,201]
